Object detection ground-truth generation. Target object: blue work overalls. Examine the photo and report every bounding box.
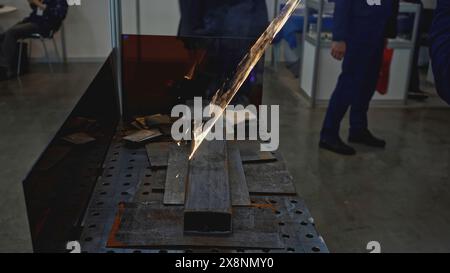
[430,0,450,105]
[321,0,397,142]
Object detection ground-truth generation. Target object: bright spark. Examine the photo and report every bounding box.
[189,0,302,160]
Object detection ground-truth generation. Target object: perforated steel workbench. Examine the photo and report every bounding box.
[79,125,329,253]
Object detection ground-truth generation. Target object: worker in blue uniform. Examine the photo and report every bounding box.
[430,0,450,105]
[320,0,400,155]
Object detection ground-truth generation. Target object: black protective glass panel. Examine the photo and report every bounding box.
[122,35,265,120]
[121,1,270,120]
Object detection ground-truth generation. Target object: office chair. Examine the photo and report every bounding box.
[17,29,60,76]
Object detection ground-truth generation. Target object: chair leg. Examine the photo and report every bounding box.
[17,42,23,77]
[52,37,60,63]
[29,39,32,57]
[40,38,53,72]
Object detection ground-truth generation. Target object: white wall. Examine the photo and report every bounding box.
[0,0,112,61]
[0,0,283,61]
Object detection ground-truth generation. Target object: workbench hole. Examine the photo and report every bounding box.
[125,174,132,178]
[102,183,110,186]
[291,200,298,204]
[106,174,112,177]
[300,221,308,226]
[145,174,152,177]
[282,234,290,239]
[275,210,281,215]
[128,167,134,170]
[269,200,277,204]
[306,234,314,239]
[96,202,104,206]
[121,192,129,196]
[287,248,295,252]
[295,210,303,215]
[144,183,151,186]
[123,182,131,186]
[278,222,285,226]
[142,192,150,195]
[88,224,96,229]
[100,192,107,195]
[129,159,135,162]
[92,212,100,216]
[311,247,321,253]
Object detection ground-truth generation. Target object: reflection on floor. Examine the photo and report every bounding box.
[264,66,450,253]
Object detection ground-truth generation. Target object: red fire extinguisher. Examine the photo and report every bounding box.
[376,47,394,95]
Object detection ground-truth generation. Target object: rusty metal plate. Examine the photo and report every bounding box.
[145,142,171,168]
[244,160,297,195]
[163,144,190,205]
[236,141,276,163]
[106,203,284,250]
[145,141,276,169]
[227,142,251,206]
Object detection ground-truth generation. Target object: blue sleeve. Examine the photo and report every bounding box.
[332,0,352,42]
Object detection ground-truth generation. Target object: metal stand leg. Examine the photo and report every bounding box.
[17,42,23,77]
[29,40,32,57]
[40,38,53,72]
[52,37,60,63]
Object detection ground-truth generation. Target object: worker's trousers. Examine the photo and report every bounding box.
[321,40,385,141]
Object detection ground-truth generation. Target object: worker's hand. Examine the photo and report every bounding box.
[331,41,346,61]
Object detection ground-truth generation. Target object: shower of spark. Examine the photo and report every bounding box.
[189,0,302,160]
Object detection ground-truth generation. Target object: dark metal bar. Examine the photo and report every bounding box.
[184,140,232,234]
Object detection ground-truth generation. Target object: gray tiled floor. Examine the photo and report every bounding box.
[263,67,450,253]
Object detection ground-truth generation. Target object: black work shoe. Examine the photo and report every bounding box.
[349,129,386,148]
[319,138,356,156]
